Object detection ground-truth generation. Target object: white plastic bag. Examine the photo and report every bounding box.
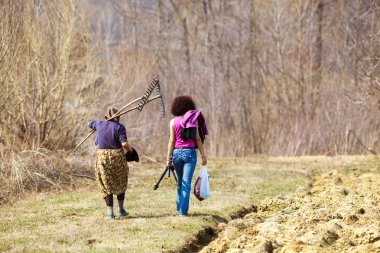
[193,166,210,201]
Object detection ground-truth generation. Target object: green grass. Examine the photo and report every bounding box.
[0,156,377,252]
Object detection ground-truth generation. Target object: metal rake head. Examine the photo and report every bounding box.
[137,77,158,111]
[155,78,166,118]
[137,76,165,118]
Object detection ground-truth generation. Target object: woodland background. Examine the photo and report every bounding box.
[0,0,379,161]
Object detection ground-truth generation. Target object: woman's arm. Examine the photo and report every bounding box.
[119,124,132,152]
[195,125,207,166]
[166,119,175,166]
[122,141,133,153]
[88,120,96,130]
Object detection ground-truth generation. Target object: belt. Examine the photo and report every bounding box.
[174,147,195,150]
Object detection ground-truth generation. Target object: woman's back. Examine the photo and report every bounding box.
[89,120,127,149]
[172,116,195,148]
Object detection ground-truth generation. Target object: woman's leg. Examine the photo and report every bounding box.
[178,149,197,215]
[117,192,125,211]
[104,194,114,217]
[116,191,128,216]
[172,150,184,213]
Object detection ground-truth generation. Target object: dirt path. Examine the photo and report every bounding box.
[201,170,380,253]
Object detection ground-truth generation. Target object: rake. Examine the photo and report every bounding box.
[73,76,165,152]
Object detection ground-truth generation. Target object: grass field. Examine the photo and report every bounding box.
[0,156,377,252]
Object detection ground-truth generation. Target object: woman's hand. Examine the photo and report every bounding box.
[201,156,207,166]
[195,125,207,166]
[166,119,175,167]
[122,141,133,153]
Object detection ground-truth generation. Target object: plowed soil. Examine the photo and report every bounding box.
[201,170,380,253]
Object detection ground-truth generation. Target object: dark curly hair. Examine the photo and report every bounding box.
[170,96,197,116]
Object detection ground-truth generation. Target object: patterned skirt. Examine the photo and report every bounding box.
[95,148,129,198]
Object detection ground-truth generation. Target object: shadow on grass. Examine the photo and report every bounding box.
[188,212,228,223]
[123,212,227,223]
[125,213,176,219]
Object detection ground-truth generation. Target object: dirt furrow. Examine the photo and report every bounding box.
[201,170,380,253]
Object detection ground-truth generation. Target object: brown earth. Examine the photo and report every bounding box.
[201,170,380,253]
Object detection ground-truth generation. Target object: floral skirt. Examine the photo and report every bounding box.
[95,148,129,198]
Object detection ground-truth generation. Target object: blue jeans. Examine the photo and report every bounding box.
[172,148,197,215]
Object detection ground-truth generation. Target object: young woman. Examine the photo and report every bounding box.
[166,96,208,216]
[89,107,133,219]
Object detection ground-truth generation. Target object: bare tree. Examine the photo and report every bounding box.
[1,0,379,157]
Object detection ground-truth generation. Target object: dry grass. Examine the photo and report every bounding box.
[0,156,378,252]
[0,149,93,205]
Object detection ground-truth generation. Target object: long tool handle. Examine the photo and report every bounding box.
[73,129,96,152]
[72,95,162,152]
[153,166,169,190]
[116,96,144,115]
[108,94,161,120]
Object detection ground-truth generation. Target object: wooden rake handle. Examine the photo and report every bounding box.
[72,94,162,152]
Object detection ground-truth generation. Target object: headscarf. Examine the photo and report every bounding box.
[104,107,120,122]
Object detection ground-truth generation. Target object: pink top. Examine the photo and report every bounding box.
[173,116,195,148]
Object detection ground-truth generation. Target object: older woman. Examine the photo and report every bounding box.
[166,96,208,216]
[89,107,133,219]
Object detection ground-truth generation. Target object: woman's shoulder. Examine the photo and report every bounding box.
[114,121,126,130]
[171,117,181,125]
[88,120,99,128]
